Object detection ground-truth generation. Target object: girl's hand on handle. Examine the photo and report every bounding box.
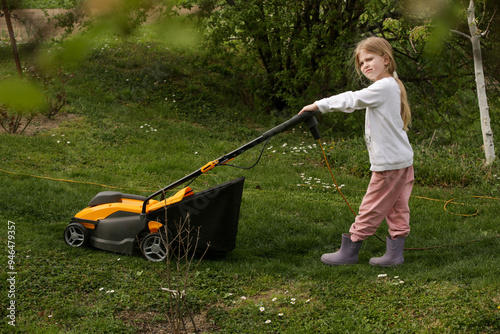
[299,103,319,114]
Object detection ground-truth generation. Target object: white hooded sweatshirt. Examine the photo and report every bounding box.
[315,77,413,172]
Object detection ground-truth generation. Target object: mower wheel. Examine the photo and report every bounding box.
[141,232,168,262]
[64,223,89,248]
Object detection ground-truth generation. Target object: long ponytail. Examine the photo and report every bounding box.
[395,76,411,131]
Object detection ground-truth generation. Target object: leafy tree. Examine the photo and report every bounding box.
[188,0,402,114]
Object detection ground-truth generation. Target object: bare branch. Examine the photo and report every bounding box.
[482,8,497,37]
[451,29,471,40]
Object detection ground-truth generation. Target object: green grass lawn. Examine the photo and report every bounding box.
[1,34,499,333]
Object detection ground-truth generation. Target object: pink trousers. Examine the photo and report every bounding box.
[349,166,414,242]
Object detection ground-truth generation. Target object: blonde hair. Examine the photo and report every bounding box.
[353,37,411,131]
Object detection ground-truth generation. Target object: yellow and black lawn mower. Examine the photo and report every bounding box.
[64,111,321,261]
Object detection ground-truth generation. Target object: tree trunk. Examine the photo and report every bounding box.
[1,0,23,79]
[467,0,495,165]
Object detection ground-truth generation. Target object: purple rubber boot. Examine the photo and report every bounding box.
[321,233,363,266]
[369,236,406,267]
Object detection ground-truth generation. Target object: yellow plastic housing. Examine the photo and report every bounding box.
[74,187,194,221]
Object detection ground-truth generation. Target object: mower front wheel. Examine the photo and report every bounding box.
[64,223,89,248]
[141,232,168,262]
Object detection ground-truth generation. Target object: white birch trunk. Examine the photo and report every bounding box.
[467,0,495,165]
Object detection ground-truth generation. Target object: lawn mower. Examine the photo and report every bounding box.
[64,111,321,261]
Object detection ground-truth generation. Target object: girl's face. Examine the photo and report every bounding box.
[357,50,390,81]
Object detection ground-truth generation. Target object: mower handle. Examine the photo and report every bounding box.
[262,110,320,140]
[141,110,320,213]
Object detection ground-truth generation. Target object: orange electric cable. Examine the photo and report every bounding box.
[0,167,148,192]
[318,140,358,217]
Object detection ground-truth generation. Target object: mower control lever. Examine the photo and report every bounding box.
[304,113,321,140]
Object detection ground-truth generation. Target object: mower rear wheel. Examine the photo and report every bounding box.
[141,232,168,262]
[64,223,88,248]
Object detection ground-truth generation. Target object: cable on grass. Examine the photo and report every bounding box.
[0,167,151,193]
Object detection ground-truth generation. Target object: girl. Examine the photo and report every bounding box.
[299,37,414,267]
